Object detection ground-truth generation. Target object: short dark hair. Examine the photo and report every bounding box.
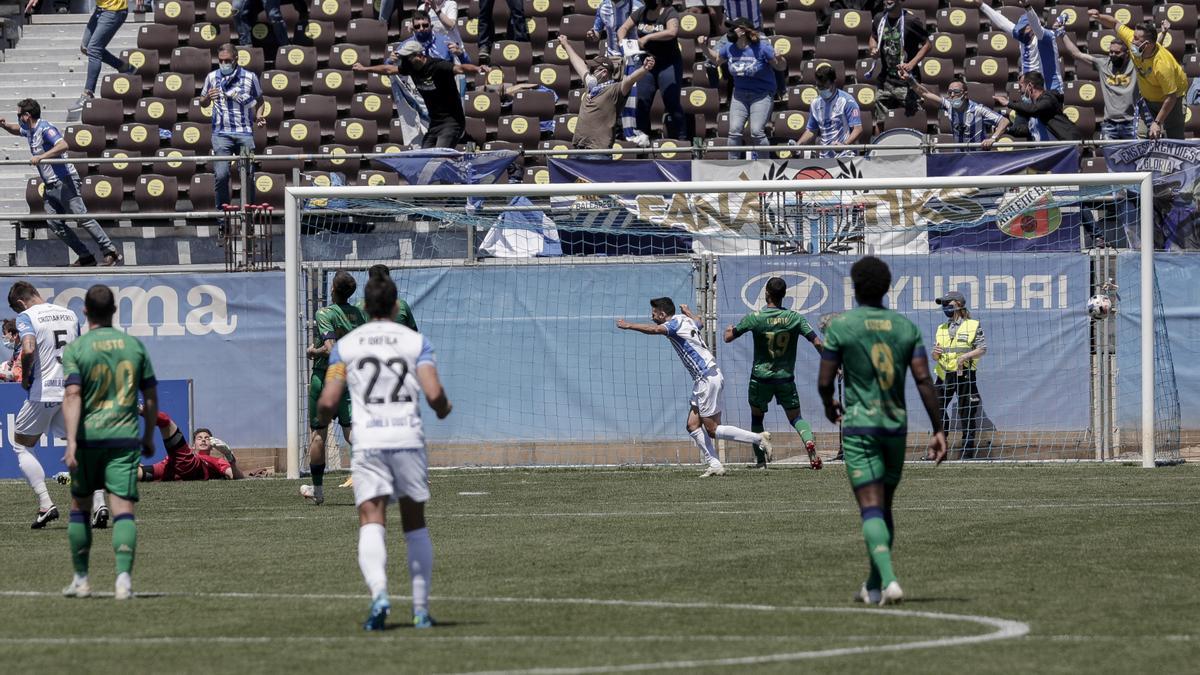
[649,297,676,316]
[1136,20,1158,43]
[364,276,398,319]
[815,64,837,87]
[2,318,16,336]
[850,256,892,306]
[7,281,39,313]
[84,284,117,324]
[367,264,390,282]
[1021,71,1045,89]
[765,277,787,304]
[331,270,357,303]
[410,10,430,23]
[217,43,237,59]
[17,98,40,120]
[194,427,212,439]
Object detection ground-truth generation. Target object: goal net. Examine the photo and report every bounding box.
[283,173,1179,476]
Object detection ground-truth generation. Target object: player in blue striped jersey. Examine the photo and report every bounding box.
[618,297,771,477]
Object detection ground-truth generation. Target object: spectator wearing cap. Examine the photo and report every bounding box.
[474,0,528,65]
[909,74,1008,149]
[1058,31,1138,141]
[1092,13,1188,140]
[970,0,1063,94]
[796,66,863,158]
[203,43,266,217]
[869,0,932,123]
[995,71,1080,142]
[699,18,785,158]
[355,41,489,148]
[589,0,648,147]
[618,0,687,141]
[0,98,120,266]
[932,290,987,460]
[559,39,655,158]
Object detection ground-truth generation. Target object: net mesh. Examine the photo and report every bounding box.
[291,178,1181,468]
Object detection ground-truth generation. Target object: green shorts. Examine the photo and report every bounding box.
[309,372,352,430]
[70,447,140,501]
[842,434,906,489]
[748,377,800,412]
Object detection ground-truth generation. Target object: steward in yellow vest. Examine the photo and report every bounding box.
[932,291,986,460]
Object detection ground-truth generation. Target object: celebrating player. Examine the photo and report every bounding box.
[317,275,452,631]
[7,281,106,529]
[724,276,824,469]
[61,284,159,600]
[303,271,367,505]
[138,410,245,481]
[618,297,772,477]
[817,257,946,607]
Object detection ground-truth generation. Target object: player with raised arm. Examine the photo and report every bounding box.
[318,275,452,631]
[7,281,106,529]
[302,271,367,505]
[618,297,772,477]
[724,277,824,470]
[61,284,158,600]
[137,409,245,481]
[817,257,946,607]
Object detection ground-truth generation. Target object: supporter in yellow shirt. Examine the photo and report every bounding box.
[1092,11,1188,140]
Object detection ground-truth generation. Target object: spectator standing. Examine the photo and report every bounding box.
[720,0,761,30]
[909,75,1008,149]
[475,0,528,65]
[419,0,463,46]
[796,66,864,158]
[1,319,22,383]
[589,0,647,146]
[1058,33,1138,140]
[28,0,136,109]
[402,11,470,97]
[699,18,785,158]
[0,99,120,266]
[869,0,932,120]
[619,0,687,141]
[995,71,1080,142]
[560,40,655,157]
[1092,13,1188,140]
[203,44,265,217]
[971,0,1063,94]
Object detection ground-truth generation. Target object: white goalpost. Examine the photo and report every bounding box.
[283,172,1166,478]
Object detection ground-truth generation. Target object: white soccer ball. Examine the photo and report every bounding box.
[1087,294,1112,319]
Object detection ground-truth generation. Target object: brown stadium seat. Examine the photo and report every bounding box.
[996,6,1026,26]
[786,0,828,10]
[139,24,183,67]
[525,0,562,24]
[830,9,872,40]
[277,45,319,82]
[477,66,516,89]
[557,14,592,43]
[117,123,162,156]
[316,144,361,174]
[678,38,697,73]
[566,88,583,114]
[302,20,337,55]
[814,34,860,70]
[373,142,406,155]
[135,174,180,211]
[100,74,143,113]
[651,138,686,160]
[1085,30,1117,57]
[553,113,577,142]
[1062,105,1096,139]
[976,31,1018,61]
[251,172,287,209]
[1185,106,1200,137]
[155,0,195,29]
[532,64,570,98]
[135,97,179,127]
[678,11,709,41]
[121,48,160,79]
[457,16,478,45]
[1158,31,1186,62]
[702,137,731,160]
[66,124,107,156]
[882,109,928,133]
[358,170,399,187]
[154,72,197,107]
[295,93,339,128]
[302,171,337,189]
[172,121,212,152]
[346,18,388,60]
[171,46,215,79]
[262,70,302,108]
[186,94,216,124]
[905,0,939,11]
[154,148,200,180]
[333,118,378,151]
[387,119,414,145]
[919,58,956,89]
[258,96,284,137]
[363,72,393,95]
[492,41,532,76]
[81,98,125,136]
[464,116,488,144]
[965,56,1008,88]
[522,17,550,55]
[512,89,557,121]
[309,0,351,33]
[542,39,582,68]
[773,110,808,142]
[1080,156,1108,173]
[1049,6,1089,40]
[523,166,551,185]
[26,178,45,213]
[206,0,238,26]
[189,173,217,210]
[1185,54,1200,79]
[260,145,304,174]
[82,176,124,213]
[312,68,356,104]
[574,0,602,15]
[1064,80,1104,114]
[1155,3,1198,34]
[775,10,818,40]
[350,92,393,126]
[280,119,322,152]
[937,8,979,36]
[929,33,967,62]
[330,43,369,70]
[771,36,805,80]
[190,23,232,51]
[497,115,539,148]
[99,149,143,184]
[847,84,879,114]
[1104,4,1144,26]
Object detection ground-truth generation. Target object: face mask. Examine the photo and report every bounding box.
[644,0,657,9]
[942,307,957,318]
[885,0,898,12]
[219,63,235,76]
[951,96,966,110]
[2,338,14,350]
[18,119,30,133]
[819,88,835,101]
[1130,44,1143,59]
[415,29,432,41]
[1110,55,1126,68]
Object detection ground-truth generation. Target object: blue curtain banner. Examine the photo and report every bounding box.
[1103,141,1200,250]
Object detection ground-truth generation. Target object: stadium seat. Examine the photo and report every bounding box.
[309,0,351,32]
[154,72,197,107]
[774,10,818,40]
[315,144,361,174]
[771,36,805,80]
[1104,4,1143,27]
[1080,155,1108,173]
[497,115,539,147]
[678,11,709,41]
[303,20,337,55]
[60,151,91,179]
[188,173,217,209]
[965,56,1008,88]
[350,92,393,126]
[100,149,143,184]
[977,31,1019,61]
[831,9,872,40]
[1185,54,1200,79]
[1062,105,1096,139]
[1049,6,1089,39]
[186,95,214,124]
[25,178,44,212]
[311,68,355,104]
[937,7,980,36]
[135,174,180,211]
[1158,31,1187,62]
[138,24,182,66]
[277,45,319,82]
[262,70,302,107]
[65,124,106,156]
[786,0,828,10]
[523,165,551,184]
[100,73,143,113]
[189,23,232,51]
[995,5,1026,26]
[1186,106,1200,137]
[206,0,237,26]
[1085,30,1116,57]
[1155,3,1198,34]
[786,84,818,112]
[259,96,285,136]
[465,90,502,126]
[553,113,578,142]
[135,97,179,127]
[557,14,592,43]
[234,45,265,73]
[929,32,967,63]
[346,18,388,60]
[333,118,378,151]
[295,93,339,128]
[463,116,488,144]
[525,0,562,24]
[772,110,808,142]
[1064,80,1103,114]
[82,175,124,213]
[532,64,570,98]
[330,43,369,70]
[155,0,195,29]
[280,119,322,152]
[882,109,928,133]
[358,169,400,187]
[301,170,337,189]
[543,39,582,68]
[574,0,602,15]
[681,86,719,133]
[252,172,287,209]
[847,83,879,114]
[171,46,214,79]
[154,148,200,180]
[363,72,393,95]
[920,58,956,89]
[512,90,557,121]
[172,121,212,152]
[538,140,571,161]
[121,48,160,79]
[259,144,304,174]
[814,34,860,70]
[492,41,533,76]
[82,98,125,135]
[524,17,550,54]
[117,123,162,156]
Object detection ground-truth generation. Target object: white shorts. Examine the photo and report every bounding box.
[352,447,430,507]
[14,400,66,440]
[689,371,724,418]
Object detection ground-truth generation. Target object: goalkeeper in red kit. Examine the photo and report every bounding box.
[138,410,246,481]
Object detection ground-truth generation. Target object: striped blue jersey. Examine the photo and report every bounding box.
[664,315,716,381]
[594,0,643,57]
[1014,10,1063,93]
[22,120,77,184]
[806,90,862,157]
[723,0,762,29]
[202,66,263,135]
[940,98,1004,143]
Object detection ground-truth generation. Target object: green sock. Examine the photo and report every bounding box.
[792,418,814,444]
[311,463,325,487]
[861,507,896,587]
[68,511,91,576]
[750,421,765,463]
[112,514,137,575]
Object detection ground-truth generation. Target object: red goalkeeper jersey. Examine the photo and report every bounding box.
[147,412,231,481]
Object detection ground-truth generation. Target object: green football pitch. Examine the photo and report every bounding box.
[1,464,1197,674]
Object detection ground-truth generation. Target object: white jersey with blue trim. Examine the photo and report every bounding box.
[330,320,436,451]
[664,314,716,381]
[16,302,80,402]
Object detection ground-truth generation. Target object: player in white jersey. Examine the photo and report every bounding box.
[618,296,772,477]
[317,275,452,632]
[7,281,106,529]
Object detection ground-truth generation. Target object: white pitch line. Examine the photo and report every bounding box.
[0,635,931,646]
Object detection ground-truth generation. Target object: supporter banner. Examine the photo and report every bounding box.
[0,273,285,449]
[924,147,1083,252]
[373,149,521,186]
[715,254,1091,436]
[0,379,191,480]
[1103,141,1200,250]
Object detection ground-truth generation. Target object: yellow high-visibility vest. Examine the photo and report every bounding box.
[935,319,979,379]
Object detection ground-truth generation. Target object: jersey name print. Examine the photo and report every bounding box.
[16,303,80,402]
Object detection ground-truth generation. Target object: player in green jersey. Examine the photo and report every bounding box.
[303,271,367,505]
[356,264,418,331]
[725,276,825,470]
[60,285,158,600]
[817,257,946,607]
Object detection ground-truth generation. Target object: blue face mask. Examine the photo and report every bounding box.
[415,30,432,42]
[219,63,235,76]
[942,306,957,318]
[819,88,835,101]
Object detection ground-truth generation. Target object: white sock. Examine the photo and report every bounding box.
[13,442,53,510]
[688,428,716,464]
[74,573,88,585]
[116,572,131,590]
[703,433,721,467]
[405,527,433,614]
[92,490,106,513]
[357,523,388,599]
[715,425,763,446]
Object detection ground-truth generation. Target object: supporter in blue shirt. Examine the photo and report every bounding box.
[700,18,785,158]
[797,66,864,158]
